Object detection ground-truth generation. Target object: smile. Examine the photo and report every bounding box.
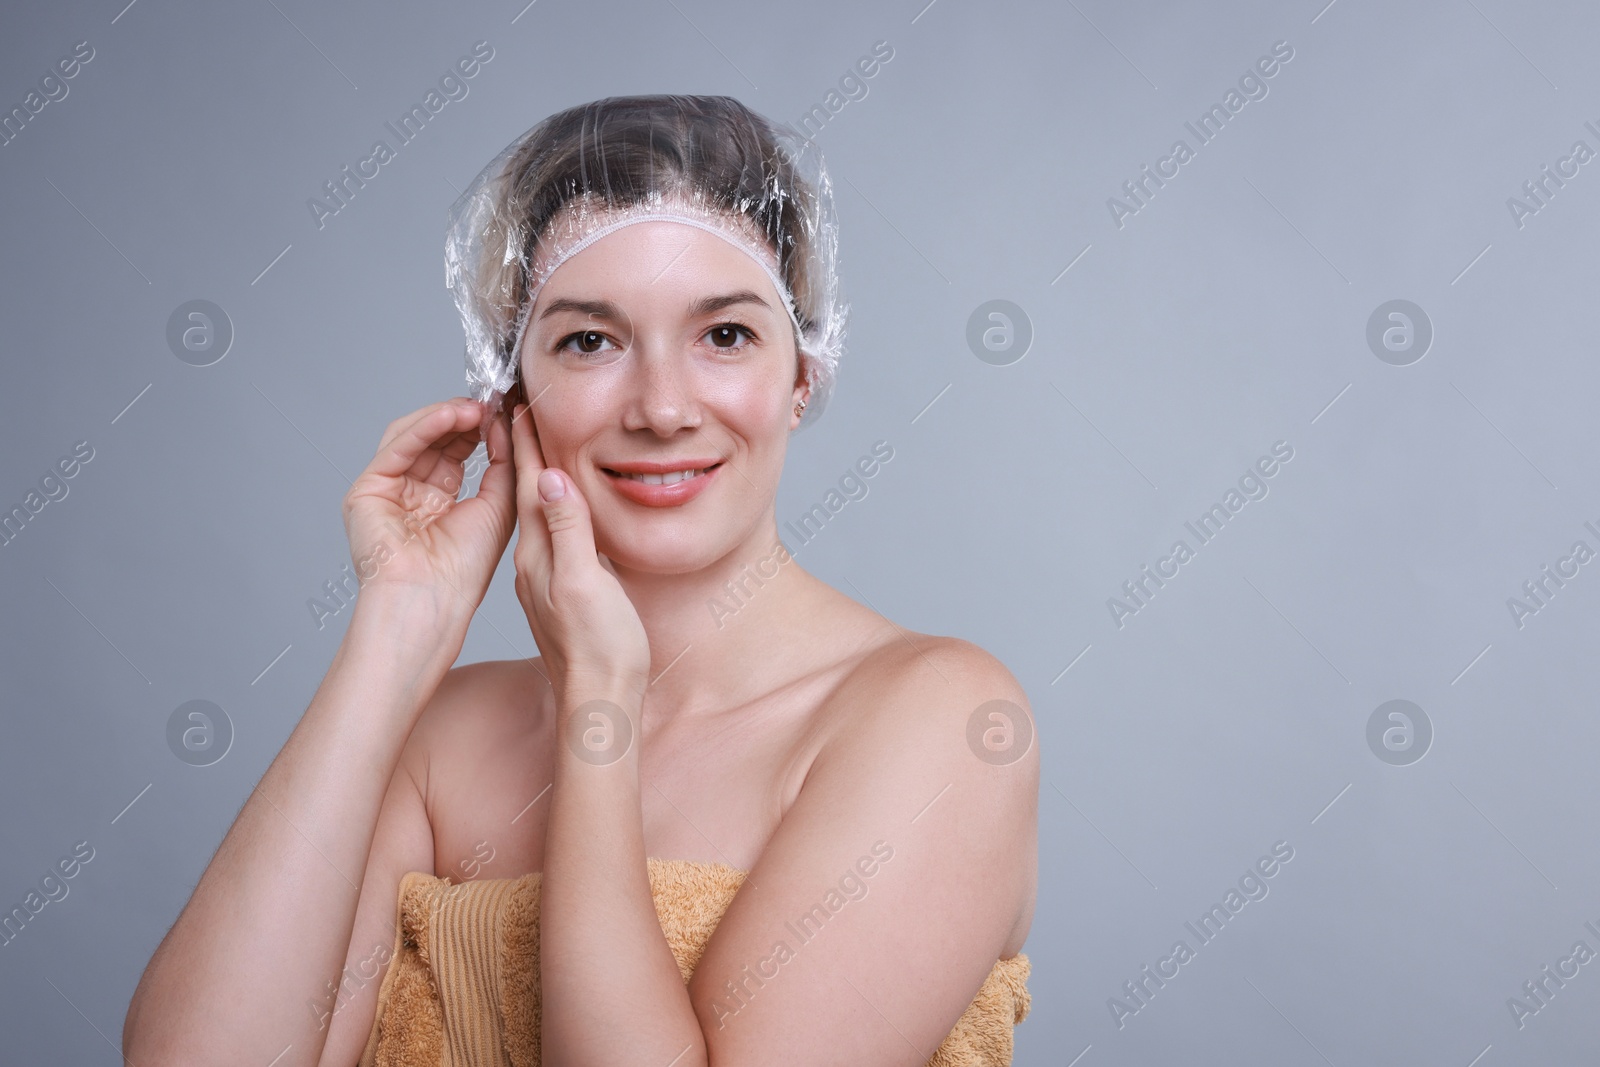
[608,466,715,485]
[600,462,723,507]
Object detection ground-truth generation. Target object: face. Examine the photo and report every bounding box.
[517,217,807,574]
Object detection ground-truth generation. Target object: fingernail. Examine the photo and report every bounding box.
[538,469,565,501]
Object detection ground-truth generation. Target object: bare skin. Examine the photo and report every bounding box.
[421,624,1036,952]
[123,216,1038,1067]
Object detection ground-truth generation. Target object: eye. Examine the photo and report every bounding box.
[702,321,757,351]
[556,329,621,359]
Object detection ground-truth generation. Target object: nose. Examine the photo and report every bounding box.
[624,340,702,436]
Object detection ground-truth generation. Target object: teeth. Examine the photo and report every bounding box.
[620,468,706,485]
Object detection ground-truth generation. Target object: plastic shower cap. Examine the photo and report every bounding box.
[444,94,847,432]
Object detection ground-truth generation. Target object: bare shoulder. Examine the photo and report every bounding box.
[830,631,1035,740]
[819,626,1039,824]
[401,657,552,796]
[406,656,547,740]
[808,628,1040,956]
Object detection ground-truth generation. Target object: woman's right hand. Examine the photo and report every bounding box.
[340,397,516,632]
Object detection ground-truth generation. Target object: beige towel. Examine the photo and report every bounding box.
[360,858,1030,1066]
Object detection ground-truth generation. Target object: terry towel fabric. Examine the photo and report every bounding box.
[359,858,1031,1066]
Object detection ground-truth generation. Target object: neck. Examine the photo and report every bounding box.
[603,513,824,720]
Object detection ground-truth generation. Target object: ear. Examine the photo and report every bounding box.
[790,357,812,428]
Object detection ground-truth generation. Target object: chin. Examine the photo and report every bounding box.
[599,540,727,576]
[592,515,734,576]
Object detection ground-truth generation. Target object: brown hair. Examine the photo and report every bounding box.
[467,94,826,402]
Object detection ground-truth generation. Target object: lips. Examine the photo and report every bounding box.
[600,461,723,507]
[607,466,717,485]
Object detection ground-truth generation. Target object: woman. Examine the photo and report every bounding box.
[123,94,1038,1067]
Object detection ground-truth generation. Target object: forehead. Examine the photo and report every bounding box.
[530,222,790,328]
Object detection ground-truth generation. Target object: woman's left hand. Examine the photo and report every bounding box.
[507,401,651,703]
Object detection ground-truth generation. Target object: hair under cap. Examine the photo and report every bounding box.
[444,94,847,432]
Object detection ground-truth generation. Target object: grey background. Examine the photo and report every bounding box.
[2,0,1597,1063]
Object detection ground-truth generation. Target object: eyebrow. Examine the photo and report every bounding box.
[687,290,774,318]
[536,289,774,324]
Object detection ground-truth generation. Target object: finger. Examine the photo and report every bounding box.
[367,400,481,482]
[509,402,549,519]
[412,425,485,496]
[534,466,601,575]
[513,399,547,470]
[473,405,517,516]
[371,400,475,474]
[508,402,555,576]
[375,398,474,456]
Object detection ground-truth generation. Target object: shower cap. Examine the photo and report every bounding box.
[443,95,847,434]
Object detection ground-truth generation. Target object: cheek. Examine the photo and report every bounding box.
[533,413,596,478]
[522,363,605,443]
[716,370,792,427]
[736,389,788,431]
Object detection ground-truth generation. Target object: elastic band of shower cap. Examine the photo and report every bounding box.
[521,195,807,370]
[443,99,847,440]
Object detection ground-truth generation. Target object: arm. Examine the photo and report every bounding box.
[539,683,706,1067]
[500,406,696,1065]
[120,599,457,1066]
[313,666,443,1067]
[123,397,516,1066]
[685,638,1039,1065]
[538,640,1038,1067]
